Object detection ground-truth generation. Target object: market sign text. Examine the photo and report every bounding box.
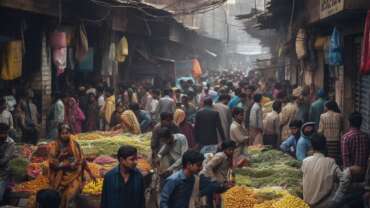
[320,0,344,19]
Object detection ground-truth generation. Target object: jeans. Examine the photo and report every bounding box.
[0,180,7,202]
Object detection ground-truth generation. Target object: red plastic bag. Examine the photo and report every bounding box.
[50,31,67,49]
[361,10,370,75]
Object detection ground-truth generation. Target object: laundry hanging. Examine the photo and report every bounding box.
[53,48,67,76]
[361,10,370,75]
[75,24,89,63]
[1,40,23,80]
[78,48,94,72]
[295,29,307,60]
[50,31,67,76]
[116,36,128,63]
[328,28,343,66]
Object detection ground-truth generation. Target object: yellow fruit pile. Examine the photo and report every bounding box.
[273,194,309,208]
[87,162,103,178]
[82,178,104,196]
[223,186,309,208]
[13,175,49,194]
[223,186,257,208]
[254,200,275,208]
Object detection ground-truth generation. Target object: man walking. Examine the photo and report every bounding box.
[263,101,282,148]
[194,98,226,154]
[249,94,263,145]
[160,150,228,208]
[101,145,145,208]
[213,94,232,138]
[157,89,176,114]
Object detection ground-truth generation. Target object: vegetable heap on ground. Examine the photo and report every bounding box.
[76,132,151,158]
[223,186,309,208]
[235,146,303,197]
[11,132,153,202]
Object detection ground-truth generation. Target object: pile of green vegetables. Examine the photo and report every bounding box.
[236,146,303,197]
[9,157,30,182]
[77,133,151,158]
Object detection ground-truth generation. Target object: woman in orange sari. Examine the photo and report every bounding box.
[48,124,89,208]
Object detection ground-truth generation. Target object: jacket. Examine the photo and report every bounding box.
[194,107,226,146]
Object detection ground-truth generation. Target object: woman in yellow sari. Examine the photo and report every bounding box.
[120,110,142,134]
[48,124,88,208]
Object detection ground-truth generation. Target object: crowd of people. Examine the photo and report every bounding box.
[0,70,370,208]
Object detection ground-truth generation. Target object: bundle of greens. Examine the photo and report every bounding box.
[77,133,151,158]
[236,147,303,197]
[9,157,30,182]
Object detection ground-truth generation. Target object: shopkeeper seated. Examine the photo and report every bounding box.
[48,124,93,208]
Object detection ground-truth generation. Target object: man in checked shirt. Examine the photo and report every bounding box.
[341,112,370,182]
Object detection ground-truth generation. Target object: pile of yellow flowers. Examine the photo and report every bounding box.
[223,186,257,208]
[82,178,104,196]
[223,186,309,208]
[273,194,310,208]
[74,132,105,141]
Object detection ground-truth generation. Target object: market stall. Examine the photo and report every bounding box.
[7,132,153,208]
[222,146,307,208]
[6,133,307,208]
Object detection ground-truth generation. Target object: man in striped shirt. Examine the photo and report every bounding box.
[341,112,370,181]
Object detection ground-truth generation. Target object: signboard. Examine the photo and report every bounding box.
[320,0,345,19]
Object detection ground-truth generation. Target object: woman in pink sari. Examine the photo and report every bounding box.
[64,97,85,133]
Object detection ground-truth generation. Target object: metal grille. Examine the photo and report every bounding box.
[360,75,370,134]
[354,36,370,133]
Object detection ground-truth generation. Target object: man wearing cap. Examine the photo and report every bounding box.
[296,122,316,161]
[280,120,303,158]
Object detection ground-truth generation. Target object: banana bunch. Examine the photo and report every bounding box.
[82,178,104,196]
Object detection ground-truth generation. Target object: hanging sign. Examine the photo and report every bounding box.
[320,0,344,19]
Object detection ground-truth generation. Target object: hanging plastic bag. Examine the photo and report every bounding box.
[53,48,67,76]
[361,10,370,75]
[50,31,67,49]
[295,29,307,60]
[1,40,22,80]
[75,24,89,63]
[116,36,128,63]
[328,28,343,66]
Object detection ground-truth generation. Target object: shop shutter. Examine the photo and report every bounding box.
[359,75,370,134]
[354,36,370,133]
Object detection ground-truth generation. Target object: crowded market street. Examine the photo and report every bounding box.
[1,0,370,208]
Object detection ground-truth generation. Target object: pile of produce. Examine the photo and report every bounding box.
[223,186,257,208]
[77,133,151,157]
[9,158,30,182]
[13,175,49,194]
[82,178,104,196]
[223,186,309,208]
[235,146,302,196]
[26,161,48,178]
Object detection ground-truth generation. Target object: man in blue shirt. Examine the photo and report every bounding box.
[296,122,316,161]
[101,145,145,208]
[160,150,228,208]
[280,120,303,157]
